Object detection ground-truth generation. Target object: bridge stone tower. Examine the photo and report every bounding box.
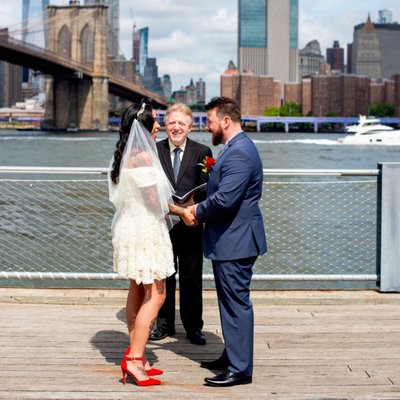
[45,2,109,130]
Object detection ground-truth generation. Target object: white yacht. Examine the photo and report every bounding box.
[338,115,400,145]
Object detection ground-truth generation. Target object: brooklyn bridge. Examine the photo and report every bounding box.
[0,2,167,130]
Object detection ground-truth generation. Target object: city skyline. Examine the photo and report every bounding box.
[1,0,399,101]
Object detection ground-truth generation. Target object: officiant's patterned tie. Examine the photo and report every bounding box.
[173,147,182,182]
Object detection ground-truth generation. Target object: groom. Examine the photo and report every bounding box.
[189,96,267,387]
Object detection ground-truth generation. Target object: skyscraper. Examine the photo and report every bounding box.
[0,61,23,107]
[22,0,49,47]
[142,58,163,96]
[349,13,400,80]
[84,0,119,59]
[132,25,141,71]
[299,40,325,78]
[22,0,49,82]
[238,0,299,82]
[326,40,344,72]
[139,27,149,76]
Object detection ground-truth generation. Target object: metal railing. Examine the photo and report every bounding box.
[0,167,382,289]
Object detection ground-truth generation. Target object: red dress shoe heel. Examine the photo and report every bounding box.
[120,356,161,386]
[123,347,163,376]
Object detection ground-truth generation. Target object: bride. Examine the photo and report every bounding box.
[108,103,196,387]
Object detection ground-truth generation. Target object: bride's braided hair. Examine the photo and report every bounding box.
[111,103,155,184]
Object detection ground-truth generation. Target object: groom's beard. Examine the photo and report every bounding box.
[211,126,224,146]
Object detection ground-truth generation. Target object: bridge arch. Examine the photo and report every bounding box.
[80,24,94,65]
[57,25,71,59]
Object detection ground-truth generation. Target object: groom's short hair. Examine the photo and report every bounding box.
[205,96,241,123]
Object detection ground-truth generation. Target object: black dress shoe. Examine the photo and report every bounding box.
[149,326,175,341]
[200,356,229,370]
[186,330,206,345]
[204,370,252,387]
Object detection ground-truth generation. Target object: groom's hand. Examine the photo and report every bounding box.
[187,205,197,217]
[181,208,199,227]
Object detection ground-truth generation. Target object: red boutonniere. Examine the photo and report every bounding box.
[198,156,215,174]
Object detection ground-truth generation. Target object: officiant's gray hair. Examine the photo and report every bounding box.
[164,103,193,126]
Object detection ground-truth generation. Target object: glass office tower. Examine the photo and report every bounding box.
[84,0,120,59]
[239,0,267,48]
[21,0,49,83]
[22,0,49,47]
[139,27,149,77]
[238,0,299,82]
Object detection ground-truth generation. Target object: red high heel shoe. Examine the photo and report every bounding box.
[120,356,161,386]
[123,346,163,376]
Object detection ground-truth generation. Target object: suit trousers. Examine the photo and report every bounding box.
[212,256,257,376]
[157,221,204,334]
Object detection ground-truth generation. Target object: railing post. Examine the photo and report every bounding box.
[377,163,400,292]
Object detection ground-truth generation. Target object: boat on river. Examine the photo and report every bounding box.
[338,115,400,144]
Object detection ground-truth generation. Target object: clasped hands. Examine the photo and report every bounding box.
[181,205,198,227]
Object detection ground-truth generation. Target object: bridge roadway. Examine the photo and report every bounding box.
[1,288,400,399]
[0,32,167,108]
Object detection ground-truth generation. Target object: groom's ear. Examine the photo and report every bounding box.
[223,116,231,128]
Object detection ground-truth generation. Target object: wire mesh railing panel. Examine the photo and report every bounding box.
[257,179,377,276]
[0,179,114,275]
[0,174,378,288]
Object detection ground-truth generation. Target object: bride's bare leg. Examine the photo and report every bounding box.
[125,280,153,370]
[127,279,166,381]
[126,280,143,346]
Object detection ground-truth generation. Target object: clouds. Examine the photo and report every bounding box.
[119,1,237,98]
[1,0,400,100]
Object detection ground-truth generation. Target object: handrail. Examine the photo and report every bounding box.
[263,169,380,176]
[0,271,379,282]
[0,166,380,176]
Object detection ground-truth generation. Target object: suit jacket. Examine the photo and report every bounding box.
[196,132,267,260]
[157,137,212,203]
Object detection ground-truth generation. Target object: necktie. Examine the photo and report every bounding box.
[173,147,182,181]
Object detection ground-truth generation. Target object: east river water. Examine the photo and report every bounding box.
[1,129,399,169]
[0,129,399,289]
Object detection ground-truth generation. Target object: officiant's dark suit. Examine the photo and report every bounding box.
[150,103,212,345]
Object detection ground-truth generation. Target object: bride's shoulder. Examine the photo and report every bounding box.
[126,151,152,168]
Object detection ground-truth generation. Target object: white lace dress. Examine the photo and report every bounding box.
[111,167,175,284]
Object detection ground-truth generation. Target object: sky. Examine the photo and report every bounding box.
[1,0,399,101]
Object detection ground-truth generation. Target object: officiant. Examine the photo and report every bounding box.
[150,103,212,345]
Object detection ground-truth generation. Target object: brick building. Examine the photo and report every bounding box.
[301,78,312,116]
[311,75,370,117]
[221,72,281,115]
[284,82,302,104]
[221,72,399,117]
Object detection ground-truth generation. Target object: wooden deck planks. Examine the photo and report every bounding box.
[1,289,400,399]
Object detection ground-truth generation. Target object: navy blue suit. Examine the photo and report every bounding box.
[196,131,267,376]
